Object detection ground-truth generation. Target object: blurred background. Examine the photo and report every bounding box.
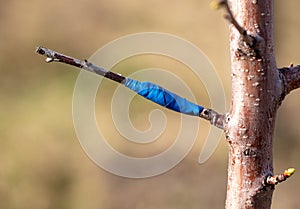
[1,0,300,208]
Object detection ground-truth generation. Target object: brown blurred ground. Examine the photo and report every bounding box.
[0,0,299,209]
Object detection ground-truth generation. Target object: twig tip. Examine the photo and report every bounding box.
[265,167,296,186]
[210,0,226,10]
[210,1,220,10]
[35,46,45,55]
[284,168,295,177]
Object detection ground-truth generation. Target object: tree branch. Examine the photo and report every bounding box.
[278,65,300,96]
[36,46,225,129]
[35,47,126,83]
[211,0,263,50]
[264,168,295,186]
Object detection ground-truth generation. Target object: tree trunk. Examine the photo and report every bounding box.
[225,0,280,208]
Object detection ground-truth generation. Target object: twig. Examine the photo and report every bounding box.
[211,0,263,49]
[36,47,126,83]
[199,108,225,129]
[36,46,225,130]
[264,168,295,186]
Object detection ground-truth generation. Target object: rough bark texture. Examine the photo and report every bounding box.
[225,0,281,208]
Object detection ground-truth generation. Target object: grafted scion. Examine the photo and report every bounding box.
[36,46,225,129]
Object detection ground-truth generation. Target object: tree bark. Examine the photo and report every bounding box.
[225,0,281,208]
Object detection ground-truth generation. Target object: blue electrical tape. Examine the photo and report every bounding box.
[124,78,204,116]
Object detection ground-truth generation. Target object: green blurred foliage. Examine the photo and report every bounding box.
[0,0,299,208]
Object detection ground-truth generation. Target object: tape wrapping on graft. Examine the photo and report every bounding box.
[125,78,204,116]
